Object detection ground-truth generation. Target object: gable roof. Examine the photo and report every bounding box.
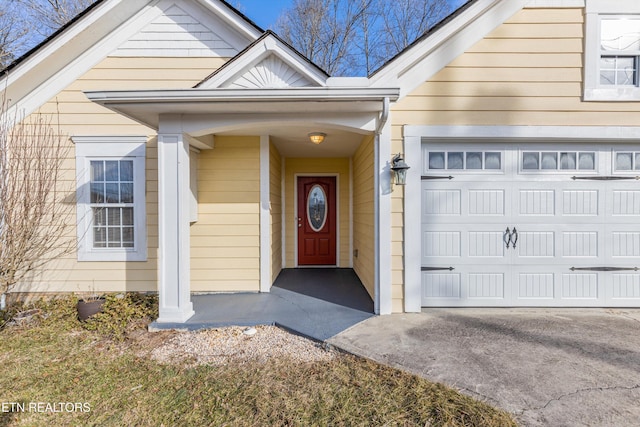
[0,0,264,118]
[196,31,330,89]
[1,0,263,75]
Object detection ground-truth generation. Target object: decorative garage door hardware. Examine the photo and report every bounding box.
[569,267,639,272]
[503,227,518,249]
[421,175,454,180]
[421,267,455,271]
[571,175,640,180]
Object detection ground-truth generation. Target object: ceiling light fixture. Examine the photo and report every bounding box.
[308,132,326,145]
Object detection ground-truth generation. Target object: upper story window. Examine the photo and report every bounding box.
[584,1,640,101]
[599,18,640,87]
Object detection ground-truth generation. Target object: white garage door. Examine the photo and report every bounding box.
[421,143,640,307]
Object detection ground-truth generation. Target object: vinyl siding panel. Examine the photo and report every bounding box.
[352,136,375,299]
[13,55,228,295]
[190,136,260,293]
[284,158,351,268]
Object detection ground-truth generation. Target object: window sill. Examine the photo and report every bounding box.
[584,87,640,102]
[78,249,147,262]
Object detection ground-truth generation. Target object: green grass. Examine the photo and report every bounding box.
[0,297,517,426]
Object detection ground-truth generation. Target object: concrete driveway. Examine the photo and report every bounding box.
[328,309,640,426]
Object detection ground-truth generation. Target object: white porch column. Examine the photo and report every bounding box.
[404,131,422,312]
[156,115,194,323]
[259,135,271,292]
[375,121,393,315]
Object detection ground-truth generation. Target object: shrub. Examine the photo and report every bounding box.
[82,293,158,340]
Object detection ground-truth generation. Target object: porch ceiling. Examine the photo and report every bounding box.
[218,123,367,157]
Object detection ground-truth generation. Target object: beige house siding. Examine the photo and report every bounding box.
[284,158,351,268]
[13,56,229,294]
[191,136,261,292]
[270,142,283,283]
[394,8,640,127]
[352,136,375,299]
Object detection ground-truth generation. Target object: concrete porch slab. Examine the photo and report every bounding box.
[150,269,374,342]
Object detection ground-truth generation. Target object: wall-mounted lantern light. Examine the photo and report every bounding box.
[391,153,410,185]
[308,132,326,145]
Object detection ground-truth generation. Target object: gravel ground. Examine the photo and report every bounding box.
[151,325,337,366]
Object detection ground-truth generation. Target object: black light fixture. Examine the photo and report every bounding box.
[391,153,410,185]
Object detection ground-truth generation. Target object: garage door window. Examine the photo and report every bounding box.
[522,151,595,171]
[428,151,501,171]
[615,152,640,171]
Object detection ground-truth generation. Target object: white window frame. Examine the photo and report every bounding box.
[613,150,640,172]
[584,0,640,101]
[73,136,147,262]
[518,150,597,173]
[423,149,504,173]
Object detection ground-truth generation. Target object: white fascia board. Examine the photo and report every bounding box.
[86,87,400,103]
[326,77,370,87]
[406,125,640,140]
[198,35,327,88]
[370,0,527,98]
[198,0,263,40]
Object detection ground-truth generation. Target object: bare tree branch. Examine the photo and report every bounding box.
[276,0,452,76]
[0,1,29,68]
[277,0,372,76]
[0,91,74,298]
[16,0,95,39]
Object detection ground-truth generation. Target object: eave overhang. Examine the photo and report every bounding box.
[85,87,400,130]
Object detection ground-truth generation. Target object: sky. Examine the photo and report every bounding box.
[233,0,469,30]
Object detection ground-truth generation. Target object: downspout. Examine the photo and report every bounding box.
[374,97,390,315]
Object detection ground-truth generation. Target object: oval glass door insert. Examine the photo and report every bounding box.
[307,185,327,232]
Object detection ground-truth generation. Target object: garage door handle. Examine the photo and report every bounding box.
[511,228,518,249]
[571,175,640,181]
[504,227,512,249]
[421,175,454,180]
[570,266,639,272]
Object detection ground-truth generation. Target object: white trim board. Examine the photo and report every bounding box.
[406,126,640,140]
[260,135,271,292]
[198,33,328,89]
[403,134,422,313]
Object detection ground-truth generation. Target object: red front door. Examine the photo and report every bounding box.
[297,176,336,265]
